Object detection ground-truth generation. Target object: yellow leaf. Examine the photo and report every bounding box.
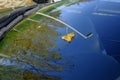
[62,32,75,42]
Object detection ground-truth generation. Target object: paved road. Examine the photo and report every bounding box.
[0,3,51,40]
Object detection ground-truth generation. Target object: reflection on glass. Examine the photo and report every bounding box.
[0,13,63,79]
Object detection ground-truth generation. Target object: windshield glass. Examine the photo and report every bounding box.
[0,0,120,80]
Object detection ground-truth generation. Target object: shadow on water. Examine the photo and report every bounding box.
[0,0,120,80]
